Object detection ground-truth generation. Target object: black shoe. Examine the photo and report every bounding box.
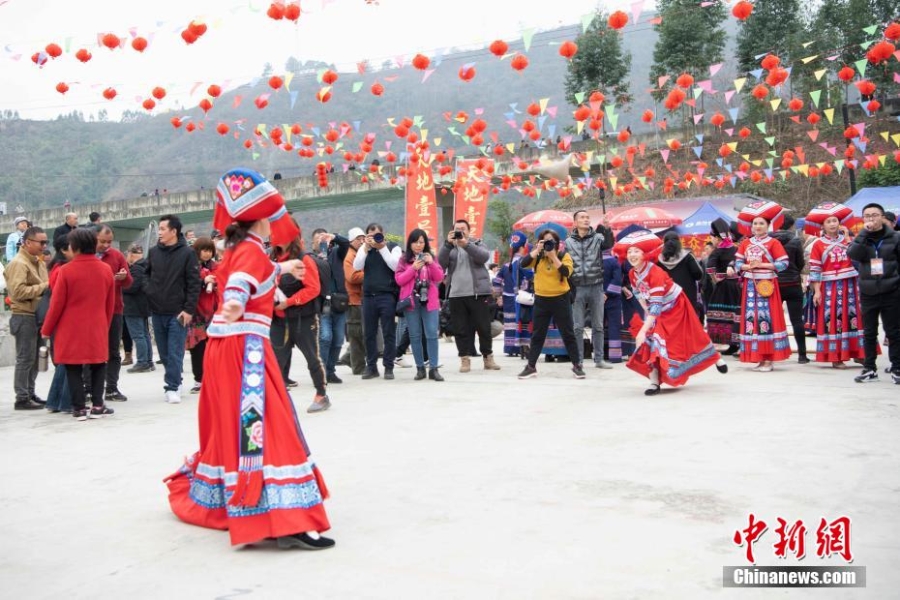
[414,367,427,380]
[361,368,379,380]
[645,384,661,396]
[73,409,88,421]
[797,355,810,365]
[721,346,738,356]
[127,363,153,373]
[854,369,878,383]
[276,532,336,550]
[30,396,46,405]
[14,400,44,411]
[429,368,444,382]
[326,373,343,384]
[716,362,729,374]
[384,368,395,380]
[105,390,128,402]
[517,365,537,379]
[285,378,298,389]
[89,405,115,418]
[155,359,164,365]
[572,364,586,379]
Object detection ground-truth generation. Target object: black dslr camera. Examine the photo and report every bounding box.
[453,231,464,240]
[542,239,557,252]
[415,279,430,304]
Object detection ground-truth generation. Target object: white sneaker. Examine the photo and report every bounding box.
[394,356,411,368]
[165,390,182,404]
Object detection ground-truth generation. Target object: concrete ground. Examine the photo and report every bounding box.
[1,338,898,600]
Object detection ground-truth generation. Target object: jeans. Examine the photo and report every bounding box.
[346,305,366,375]
[319,309,347,376]
[10,313,38,404]
[528,294,581,367]
[572,284,605,364]
[151,314,188,392]
[363,293,397,370]
[861,289,900,372]
[405,305,439,368]
[124,316,153,366]
[46,363,72,412]
[104,314,124,394]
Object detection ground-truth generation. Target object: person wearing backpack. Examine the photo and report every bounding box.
[311,229,351,384]
[270,227,330,413]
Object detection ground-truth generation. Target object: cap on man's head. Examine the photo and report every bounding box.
[348,227,365,239]
[14,216,28,226]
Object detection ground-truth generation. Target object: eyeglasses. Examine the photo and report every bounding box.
[862,213,883,220]
[26,239,48,246]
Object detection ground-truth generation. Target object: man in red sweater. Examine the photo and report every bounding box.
[97,225,133,402]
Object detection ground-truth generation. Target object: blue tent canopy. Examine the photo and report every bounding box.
[673,201,734,236]
[844,187,900,216]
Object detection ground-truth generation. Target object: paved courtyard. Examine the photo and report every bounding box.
[2,342,898,599]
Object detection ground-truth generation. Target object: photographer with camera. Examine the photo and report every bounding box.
[438,219,501,372]
[395,229,445,381]
[352,222,402,379]
[517,227,585,379]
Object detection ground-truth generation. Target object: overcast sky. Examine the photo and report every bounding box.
[0,0,656,120]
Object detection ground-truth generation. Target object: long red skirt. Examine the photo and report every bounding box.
[164,335,330,546]
[739,279,792,363]
[627,293,721,387]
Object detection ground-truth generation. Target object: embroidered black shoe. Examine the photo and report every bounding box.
[277,533,336,550]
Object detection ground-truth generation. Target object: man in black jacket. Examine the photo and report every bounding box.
[145,215,201,403]
[771,215,808,362]
[848,203,900,383]
[52,212,78,244]
[123,244,155,373]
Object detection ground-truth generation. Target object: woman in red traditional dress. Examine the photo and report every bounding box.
[807,213,865,368]
[613,230,727,396]
[164,168,334,550]
[736,213,792,371]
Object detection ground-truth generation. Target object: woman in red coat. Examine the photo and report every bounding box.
[40,228,115,421]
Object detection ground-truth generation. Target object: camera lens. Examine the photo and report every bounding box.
[543,239,555,251]
[373,232,385,243]
[453,231,463,240]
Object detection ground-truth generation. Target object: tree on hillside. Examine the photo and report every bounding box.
[648,0,727,101]
[564,9,633,108]
[486,199,526,247]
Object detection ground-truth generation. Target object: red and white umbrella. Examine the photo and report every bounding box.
[513,209,574,232]
[803,201,857,235]
[608,206,682,230]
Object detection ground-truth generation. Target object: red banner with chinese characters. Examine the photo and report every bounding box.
[454,158,492,239]
[404,157,439,243]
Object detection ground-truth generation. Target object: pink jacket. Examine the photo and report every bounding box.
[395,258,444,312]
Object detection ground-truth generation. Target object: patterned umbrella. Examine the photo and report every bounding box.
[513,209,574,232]
[803,201,857,235]
[608,206,683,230]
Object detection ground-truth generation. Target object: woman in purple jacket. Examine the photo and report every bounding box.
[396,228,446,381]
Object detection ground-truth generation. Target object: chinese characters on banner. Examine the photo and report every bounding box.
[454,158,493,239]
[733,514,853,563]
[404,157,439,244]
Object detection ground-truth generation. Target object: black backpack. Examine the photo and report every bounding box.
[277,253,331,317]
[307,252,331,313]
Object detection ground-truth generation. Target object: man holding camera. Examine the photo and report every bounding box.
[438,219,501,372]
[352,222,402,379]
[567,210,614,369]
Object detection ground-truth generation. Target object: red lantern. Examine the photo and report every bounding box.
[574,106,591,121]
[739,127,751,138]
[510,53,529,71]
[458,65,476,82]
[216,123,229,135]
[186,122,196,133]
[371,82,384,96]
[55,82,69,95]
[207,84,222,98]
[641,109,654,123]
[855,80,876,96]
[806,112,821,126]
[867,100,881,113]
[291,124,302,135]
[267,3,285,20]
[617,130,630,143]
[765,67,788,87]
[171,117,183,128]
[558,40,577,60]
[284,3,301,21]
[181,30,197,44]
[325,129,339,142]
[31,52,48,67]
[676,72,694,89]
[732,1,753,20]
[254,96,269,110]
[102,87,117,100]
[102,33,120,50]
[75,48,92,63]
[788,97,803,111]
[760,54,780,70]
[837,65,855,82]
[527,102,541,117]
[412,54,430,70]
[131,37,148,52]
[244,140,253,149]
[710,112,725,127]
[152,86,166,100]
[269,76,283,90]
[843,126,859,139]
[669,139,682,151]
[199,98,213,113]
[751,84,769,100]
[322,70,338,85]
[719,144,733,158]
[866,40,895,64]
[189,21,207,37]
[45,43,62,58]
[886,22,900,41]
[142,98,156,111]
[821,164,833,176]
[316,87,332,103]
[608,10,628,30]
[489,40,508,57]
